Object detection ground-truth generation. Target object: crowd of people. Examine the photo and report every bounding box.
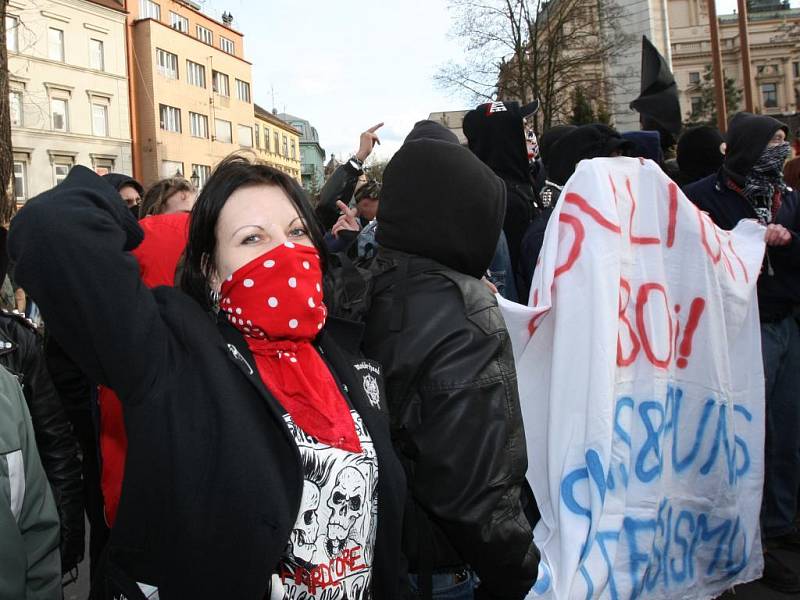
[0,101,799,600]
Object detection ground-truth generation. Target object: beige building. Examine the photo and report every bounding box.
[8,0,132,205]
[128,0,254,188]
[669,0,800,119]
[253,104,302,182]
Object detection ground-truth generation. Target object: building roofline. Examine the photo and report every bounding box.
[254,103,301,134]
[132,18,252,66]
[172,0,245,37]
[85,0,128,15]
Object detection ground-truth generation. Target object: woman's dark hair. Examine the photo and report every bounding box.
[180,154,327,311]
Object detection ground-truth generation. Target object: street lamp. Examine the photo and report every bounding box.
[190,170,200,188]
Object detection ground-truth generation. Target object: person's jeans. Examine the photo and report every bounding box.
[761,315,800,539]
[408,570,478,600]
[487,231,519,303]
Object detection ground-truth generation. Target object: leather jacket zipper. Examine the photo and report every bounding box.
[227,343,254,375]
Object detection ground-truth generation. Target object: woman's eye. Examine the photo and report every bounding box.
[242,234,261,244]
[288,228,308,238]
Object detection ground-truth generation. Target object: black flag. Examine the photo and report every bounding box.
[630,36,682,136]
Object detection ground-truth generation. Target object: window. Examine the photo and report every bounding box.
[254,124,260,148]
[170,12,188,32]
[92,157,114,175]
[237,124,252,147]
[274,131,279,154]
[89,39,104,70]
[48,28,64,62]
[794,62,799,79]
[235,79,250,102]
[189,112,208,138]
[161,160,183,177]
[282,135,288,157]
[140,0,161,20]
[187,60,206,88]
[9,91,22,127]
[293,122,304,137]
[690,96,702,115]
[290,139,296,159]
[156,48,178,79]
[220,36,234,54]
[689,71,700,85]
[762,83,778,108]
[53,161,72,186]
[51,98,68,131]
[12,161,26,203]
[159,104,181,132]
[212,71,229,96]
[263,127,270,150]
[92,103,108,136]
[191,164,211,188]
[196,25,213,45]
[6,15,18,52]
[214,118,232,143]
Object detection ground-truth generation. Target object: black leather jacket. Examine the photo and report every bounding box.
[362,249,539,600]
[315,161,362,231]
[0,310,85,573]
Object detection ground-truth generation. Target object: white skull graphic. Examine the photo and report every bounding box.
[326,466,367,556]
[290,480,320,563]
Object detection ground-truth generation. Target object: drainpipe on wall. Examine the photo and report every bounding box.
[124,1,139,180]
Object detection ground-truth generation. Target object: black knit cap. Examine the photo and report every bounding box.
[724,112,788,184]
[377,122,506,279]
[539,125,577,171]
[547,124,633,186]
[102,172,145,196]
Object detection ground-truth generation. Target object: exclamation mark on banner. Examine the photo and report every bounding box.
[676,298,706,368]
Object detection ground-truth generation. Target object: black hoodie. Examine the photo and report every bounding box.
[462,101,537,278]
[723,112,788,185]
[377,127,506,279]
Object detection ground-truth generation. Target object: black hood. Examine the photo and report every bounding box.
[462,101,531,183]
[630,36,682,137]
[723,112,788,184]
[377,136,506,279]
[102,172,144,196]
[404,119,460,144]
[539,125,576,172]
[547,124,633,186]
[676,126,725,184]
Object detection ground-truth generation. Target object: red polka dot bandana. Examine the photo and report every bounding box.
[220,242,361,452]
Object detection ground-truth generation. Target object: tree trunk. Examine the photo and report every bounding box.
[0,0,15,223]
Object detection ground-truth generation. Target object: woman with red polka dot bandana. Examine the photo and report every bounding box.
[9,155,408,600]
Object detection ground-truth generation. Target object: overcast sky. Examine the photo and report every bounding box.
[200,0,799,161]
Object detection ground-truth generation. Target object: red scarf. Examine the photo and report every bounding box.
[220,243,361,452]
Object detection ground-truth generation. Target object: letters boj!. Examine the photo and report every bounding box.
[529,175,753,372]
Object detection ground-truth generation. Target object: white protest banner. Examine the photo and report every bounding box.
[499,158,766,600]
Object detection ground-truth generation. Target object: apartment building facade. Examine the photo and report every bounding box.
[253,103,301,182]
[8,0,132,204]
[128,0,254,188]
[669,0,800,119]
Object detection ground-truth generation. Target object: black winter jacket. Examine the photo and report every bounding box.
[9,166,408,600]
[316,161,362,231]
[362,248,539,600]
[684,170,800,320]
[0,310,85,573]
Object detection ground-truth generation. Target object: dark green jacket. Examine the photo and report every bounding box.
[0,365,61,599]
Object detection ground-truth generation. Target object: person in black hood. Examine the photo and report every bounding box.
[363,123,539,600]
[102,173,144,220]
[675,125,725,186]
[517,124,632,295]
[684,112,800,594]
[463,101,539,285]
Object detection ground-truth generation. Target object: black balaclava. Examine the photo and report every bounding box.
[723,112,788,185]
[462,101,532,183]
[539,125,577,174]
[102,172,144,197]
[676,126,724,184]
[377,124,506,279]
[547,124,633,186]
[622,130,663,163]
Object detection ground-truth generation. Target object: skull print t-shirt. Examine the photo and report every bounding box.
[267,409,379,600]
